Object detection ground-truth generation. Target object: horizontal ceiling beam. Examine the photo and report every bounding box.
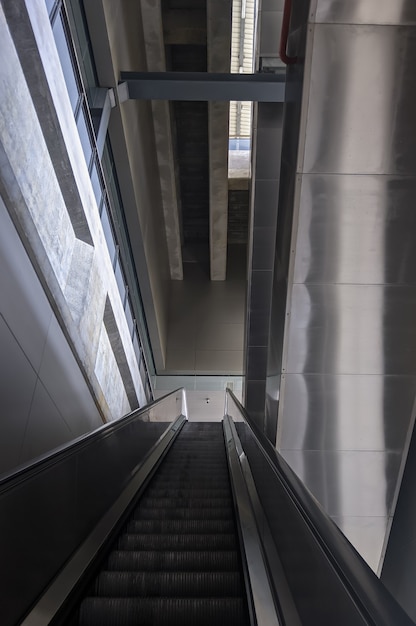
[118,71,286,102]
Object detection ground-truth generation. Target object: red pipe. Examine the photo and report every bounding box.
[279,0,298,65]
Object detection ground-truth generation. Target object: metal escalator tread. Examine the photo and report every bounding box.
[78,422,250,625]
[79,597,248,625]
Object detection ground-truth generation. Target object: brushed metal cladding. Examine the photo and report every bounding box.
[333,516,389,574]
[303,24,416,175]
[293,175,416,286]
[280,449,401,518]
[286,284,416,375]
[315,0,416,25]
[279,374,416,451]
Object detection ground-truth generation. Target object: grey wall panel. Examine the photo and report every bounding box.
[286,284,416,375]
[0,199,52,373]
[252,179,280,227]
[255,127,283,180]
[19,380,72,464]
[0,315,38,475]
[315,0,416,25]
[303,24,416,175]
[38,315,102,436]
[293,175,416,286]
[280,374,416,451]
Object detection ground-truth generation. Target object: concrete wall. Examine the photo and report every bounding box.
[84,0,171,370]
[0,0,147,468]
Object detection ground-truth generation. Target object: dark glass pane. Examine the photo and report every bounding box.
[115,258,126,304]
[101,204,116,265]
[90,160,102,206]
[52,14,79,112]
[76,106,92,166]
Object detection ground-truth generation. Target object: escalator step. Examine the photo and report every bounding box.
[126,519,235,534]
[79,596,249,626]
[149,479,229,488]
[145,488,231,498]
[133,507,233,520]
[94,571,245,597]
[118,533,236,551]
[107,550,240,572]
[138,497,232,509]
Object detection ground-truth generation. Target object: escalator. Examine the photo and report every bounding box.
[1,389,413,626]
[77,423,249,625]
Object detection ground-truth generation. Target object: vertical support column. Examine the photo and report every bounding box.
[207,0,232,281]
[140,0,183,280]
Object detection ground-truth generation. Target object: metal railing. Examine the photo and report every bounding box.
[224,388,413,625]
[0,390,187,625]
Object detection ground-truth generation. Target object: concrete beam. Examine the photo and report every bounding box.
[207,0,232,280]
[163,9,207,45]
[140,0,183,280]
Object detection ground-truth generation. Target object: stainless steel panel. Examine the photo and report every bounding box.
[315,0,416,25]
[303,24,416,175]
[332,516,389,574]
[280,449,401,517]
[286,284,416,375]
[279,374,416,451]
[293,175,416,285]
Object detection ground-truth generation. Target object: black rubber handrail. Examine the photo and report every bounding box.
[225,389,414,626]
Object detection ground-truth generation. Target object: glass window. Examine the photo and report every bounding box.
[140,357,146,383]
[125,297,134,338]
[114,256,126,305]
[101,204,116,265]
[52,15,79,113]
[45,0,57,17]
[90,160,103,206]
[145,378,152,402]
[76,105,92,166]
[133,332,142,365]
